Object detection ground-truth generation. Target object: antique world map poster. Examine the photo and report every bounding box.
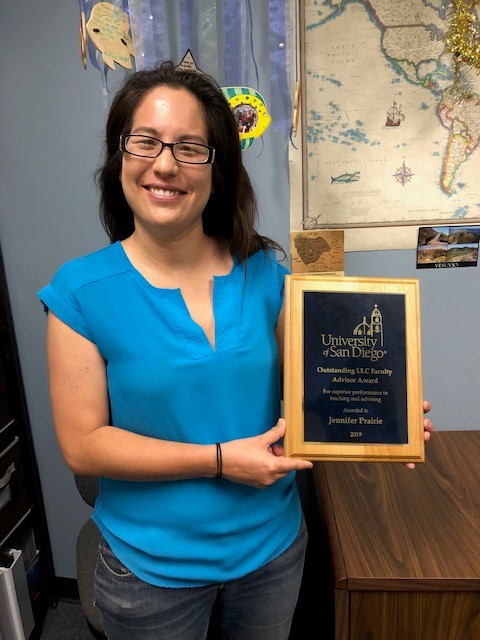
[298,0,480,234]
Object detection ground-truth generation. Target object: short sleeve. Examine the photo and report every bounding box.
[275,258,290,302]
[37,263,94,342]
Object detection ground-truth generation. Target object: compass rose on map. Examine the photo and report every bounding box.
[393,161,414,186]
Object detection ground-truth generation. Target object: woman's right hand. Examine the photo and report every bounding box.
[220,419,313,489]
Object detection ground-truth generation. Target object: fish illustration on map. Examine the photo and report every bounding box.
[331,171,360,184]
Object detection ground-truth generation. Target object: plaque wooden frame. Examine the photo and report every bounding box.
[283,275,424,462]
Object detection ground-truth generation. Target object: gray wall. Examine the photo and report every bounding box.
[1,0,478,579]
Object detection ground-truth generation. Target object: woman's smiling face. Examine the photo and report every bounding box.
[120,86,213,239]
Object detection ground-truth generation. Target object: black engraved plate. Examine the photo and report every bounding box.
[303,291,408,444]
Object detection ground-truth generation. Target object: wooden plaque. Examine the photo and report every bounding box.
[284,275,424,462]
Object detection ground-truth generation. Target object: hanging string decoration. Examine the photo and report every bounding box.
[78,1,292,145]
[267,0,292,138]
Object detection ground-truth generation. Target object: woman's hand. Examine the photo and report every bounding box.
[422,400,434,442]
[221,419,313,488]
[404,400,434,469]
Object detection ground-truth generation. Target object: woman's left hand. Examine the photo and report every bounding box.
[405,400,434,469]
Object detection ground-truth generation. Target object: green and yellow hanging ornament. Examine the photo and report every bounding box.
[221,87,272,150]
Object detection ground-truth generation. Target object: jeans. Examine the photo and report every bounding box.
[93,517,307,640]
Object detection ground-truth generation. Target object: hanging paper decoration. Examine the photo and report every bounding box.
[78,0,132,100]
[221,87,272,149]
[175,49,205,74]
[86,2,135,70]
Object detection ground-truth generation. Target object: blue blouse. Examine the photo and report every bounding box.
[38,241,301,587]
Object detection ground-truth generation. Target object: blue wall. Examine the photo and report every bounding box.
[1,0,478,579]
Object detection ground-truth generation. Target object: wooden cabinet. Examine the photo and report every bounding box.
[0,245,55,635]
[310,430,480,640]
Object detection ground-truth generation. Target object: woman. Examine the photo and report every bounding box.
[38,62,314,640]
[39,62,433,639]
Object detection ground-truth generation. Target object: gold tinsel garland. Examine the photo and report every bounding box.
[444,0,480,69]
[444,0,480,100]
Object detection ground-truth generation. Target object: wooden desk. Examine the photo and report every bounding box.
[311,430,480,640]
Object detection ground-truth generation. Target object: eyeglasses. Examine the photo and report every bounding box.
[119,134,215,164]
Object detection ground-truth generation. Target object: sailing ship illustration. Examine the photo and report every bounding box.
[385,101,405,127]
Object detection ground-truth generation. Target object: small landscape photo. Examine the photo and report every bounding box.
[417,226,480,269]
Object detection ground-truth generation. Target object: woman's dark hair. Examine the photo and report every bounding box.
[96,61,281,262]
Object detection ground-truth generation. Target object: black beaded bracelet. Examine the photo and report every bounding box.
[215,442,223,479]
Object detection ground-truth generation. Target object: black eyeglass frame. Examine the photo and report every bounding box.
[119,134,215,164]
